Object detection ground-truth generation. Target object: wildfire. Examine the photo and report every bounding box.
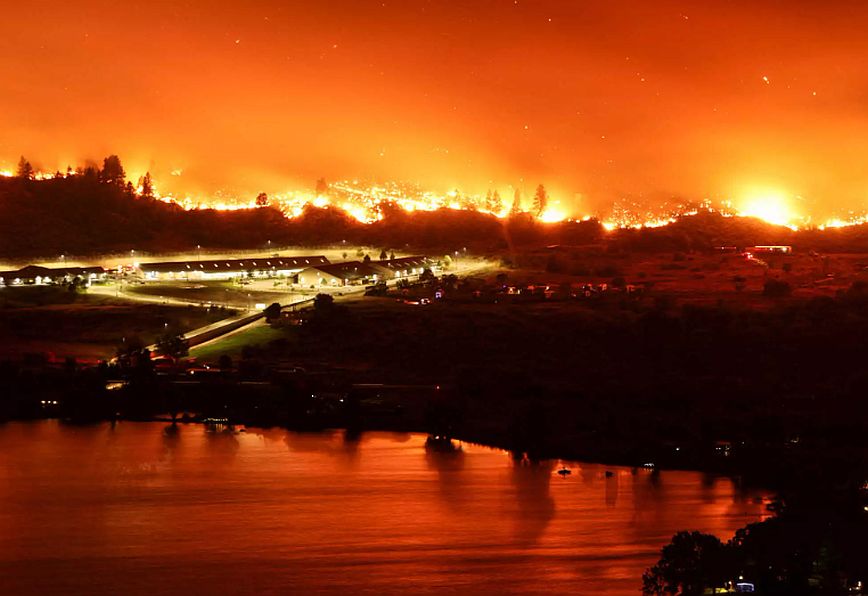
[538,205,568,223]
[5,164,868,232]
[737,190,800,230]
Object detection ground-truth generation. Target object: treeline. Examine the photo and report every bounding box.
[0,174,602,257]
[4,163,868,256]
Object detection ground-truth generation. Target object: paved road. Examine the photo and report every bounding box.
[100,258,494,357]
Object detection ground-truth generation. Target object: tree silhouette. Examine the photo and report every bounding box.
[156,330,189,359]
[532,184,548,217]
[642,531,728,595]
[138,172,154,198]
[485,189,502,213]
[256,192,269,207]
[491,190,502,213]
[16,156,34,179]
[314,293,334,311]
[263,302,282,321]
[510,188,522,215]
[81,163,99,178]
[379,249,388,260]
[100,155,126,186]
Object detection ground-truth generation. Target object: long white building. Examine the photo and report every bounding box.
[138,256,330,281]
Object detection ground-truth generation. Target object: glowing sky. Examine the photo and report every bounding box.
[2,0,868,216]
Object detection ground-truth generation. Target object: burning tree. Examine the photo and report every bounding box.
[510,188,522,215]
[533,184,548,217]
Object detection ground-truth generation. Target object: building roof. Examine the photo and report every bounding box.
[372,256,430,271]
[139,255,329,274]
[302,261,381,281]
[0,265,106,280]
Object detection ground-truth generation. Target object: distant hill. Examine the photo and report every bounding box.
[2,176,868,258]
[610,210,868,253]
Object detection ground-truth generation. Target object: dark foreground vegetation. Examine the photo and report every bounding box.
[643,485,868,595]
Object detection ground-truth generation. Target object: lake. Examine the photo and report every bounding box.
[0,421,771,594]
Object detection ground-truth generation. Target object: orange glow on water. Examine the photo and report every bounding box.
[0,422,773,596]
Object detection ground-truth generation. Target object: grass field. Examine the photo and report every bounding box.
[0,286,232,361]
[188,322,287,361]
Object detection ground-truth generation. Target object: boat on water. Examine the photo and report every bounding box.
[201,417,230,427]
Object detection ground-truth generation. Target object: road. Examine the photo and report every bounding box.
[99,257,494,357]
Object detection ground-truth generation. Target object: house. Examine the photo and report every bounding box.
[297,261,383,287]
[370,256,432,280]
[138,256,330,281]
[0,265,107,286]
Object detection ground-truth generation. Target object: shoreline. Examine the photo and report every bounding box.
[1,413,780,493]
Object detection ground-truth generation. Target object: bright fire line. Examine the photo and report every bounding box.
[3,168,868,231]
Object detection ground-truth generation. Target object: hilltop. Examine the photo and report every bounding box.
[3,175,868,258]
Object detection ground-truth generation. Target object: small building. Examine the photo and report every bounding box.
[297,261,383,287]
[748,245,792,254]
[370,256,432,280]
[0,265,107,286]
[138,256,329,281]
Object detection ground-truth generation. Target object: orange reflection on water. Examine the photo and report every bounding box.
[0,422,771,595]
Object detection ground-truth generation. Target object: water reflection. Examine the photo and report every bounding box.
[281,429,363,470]
[605,470,619,508]
[424,437,468,512]
[203,424,239,460]
[511,459,555,546]
[0,422,772,596]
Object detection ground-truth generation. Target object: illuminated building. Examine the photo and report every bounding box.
[747,245,793,254]
[297,261,383,287]
[369,256,432,279]
[138,256,329,281]
[0,265,107,286]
